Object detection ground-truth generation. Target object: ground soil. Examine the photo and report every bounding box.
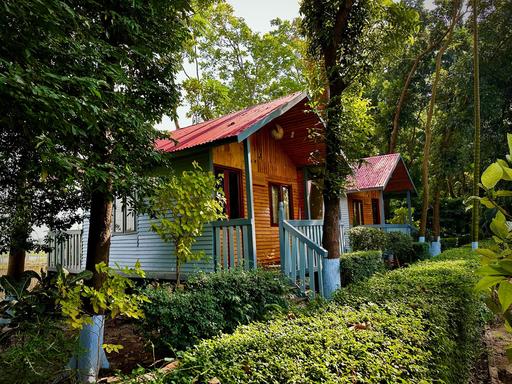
[100,317,160,377]
[483,322,512,384]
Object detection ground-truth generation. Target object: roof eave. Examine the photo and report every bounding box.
[236,92,309,143]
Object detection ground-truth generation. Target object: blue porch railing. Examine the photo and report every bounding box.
[211,218,254,270]
[278,205,346,298]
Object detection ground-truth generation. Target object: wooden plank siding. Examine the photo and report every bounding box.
[347,190,382,226]
[212,125,306,266]
[81,151,216,278]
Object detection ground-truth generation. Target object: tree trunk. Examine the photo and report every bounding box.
[419,1,460,238]
[471,0,481,248]
[85,187,113,297]
[432,186,441,238]
[7,220,29,279]
[7,247,26,279]
[322,192,341,259]
[389,31,450,154]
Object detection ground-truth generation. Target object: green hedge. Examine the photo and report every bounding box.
[164,248,487,384]
[348,226,388,251]
[139,269,290,352]
[412,241,430,261]
[385,231,414,264]
[340,250,384,286]
[333,249,487,384]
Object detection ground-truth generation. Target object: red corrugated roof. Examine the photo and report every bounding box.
[347,153,401,191]
[156,92,306,153]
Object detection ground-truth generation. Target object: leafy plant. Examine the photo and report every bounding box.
[150,162,226,284]
[340,250,385,286]
[386,231,414,265]
[139,269,290,353]
[0,321,78,384]
[55,262,149,330]
[412,241,430,261]
[348,226,389,252]
[469,134,512,350]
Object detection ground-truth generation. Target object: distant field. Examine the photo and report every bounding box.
[0,253,47,277]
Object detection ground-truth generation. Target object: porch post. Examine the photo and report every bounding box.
[243,138,257,268]
[379,191,385,228]
[406,190,413,226]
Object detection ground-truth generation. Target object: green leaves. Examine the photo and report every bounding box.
[150,162,226,282]
[481,162,503,189]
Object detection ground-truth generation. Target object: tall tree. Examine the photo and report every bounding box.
[418,0,462,240]
[300,0,418,270]
[0,1,91,279]
[182,1,306,123]
[471,0,481,248]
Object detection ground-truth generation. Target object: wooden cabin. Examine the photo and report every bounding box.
[48,92,416,280]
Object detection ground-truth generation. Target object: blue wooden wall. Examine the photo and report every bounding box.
[81,150,216,278]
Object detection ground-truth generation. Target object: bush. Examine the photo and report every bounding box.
[163,247,487,384]
[348,226,388,251]
[458,234,472,246]
[333,249,487,384]
[167,304,433,383]
[385,232,414,265]
[0,321,77,384]
[412,241,430,261]
[140,269,290,352]
[442,237,458,250]
[340,250,385,286]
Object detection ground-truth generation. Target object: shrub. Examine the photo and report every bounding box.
[186,269,290,333]
[340,250,385,286]
[412,241,430,261]
[0,321,77,384]
[385,231,414,265]
[140,269,290,352]
[442,237,458,250]
[163,247,487,384]
[333,249,487,384]
[458,234,471,246]
[348,226,388,251]
[167,304,433,383]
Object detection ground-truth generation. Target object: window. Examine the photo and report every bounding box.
[112,197,136,233]
[214,166,243,219]
[371,198,380,224]
[352,199,364,226]
[270,183,292,225]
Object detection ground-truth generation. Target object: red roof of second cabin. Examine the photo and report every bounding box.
[156,92,306,153]
[347,153,406,192]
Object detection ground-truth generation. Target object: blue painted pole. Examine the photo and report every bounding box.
[279,202,285,273]
[243,138,257,268]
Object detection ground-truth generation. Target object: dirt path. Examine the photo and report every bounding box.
[484,323,512,384]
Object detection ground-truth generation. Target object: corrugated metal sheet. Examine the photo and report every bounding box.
[347,154,401,192]
[156,92,305,153]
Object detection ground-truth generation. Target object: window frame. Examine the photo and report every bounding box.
[214,165,244,219]
[352,199,364,227]
[112,196,137,235]
[269,182,293,226]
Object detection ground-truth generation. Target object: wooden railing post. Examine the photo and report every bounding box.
[279,202,285,273]
[243,138,257,269]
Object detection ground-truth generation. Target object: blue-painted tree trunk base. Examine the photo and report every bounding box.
[68,315,109,383]
[472,241,479,250]
[418,236,426,243]
[430,237,441,256]
[322,258,340,300]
